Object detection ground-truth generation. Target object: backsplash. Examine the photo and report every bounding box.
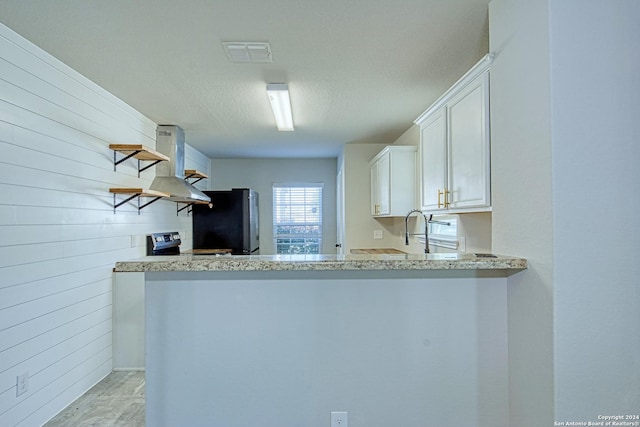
[389,211,492,254]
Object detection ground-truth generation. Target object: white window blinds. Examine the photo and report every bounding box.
[272,183,323,254]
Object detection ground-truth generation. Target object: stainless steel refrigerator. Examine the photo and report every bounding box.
[192,189,259,254]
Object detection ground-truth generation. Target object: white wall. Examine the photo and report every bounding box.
[549,1,640,420]
[490,0,640,424]
[340,143,389,253]
[209,158,337,255]
[489,0,555,425]
[185,144,212,192]
[146,272,508,427]
[0,23,208,426]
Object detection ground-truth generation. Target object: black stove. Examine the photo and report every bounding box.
[146,232,181,256]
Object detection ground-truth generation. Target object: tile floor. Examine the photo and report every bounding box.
[44,371,144,426]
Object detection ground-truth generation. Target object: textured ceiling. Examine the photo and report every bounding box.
[0,0,489,158]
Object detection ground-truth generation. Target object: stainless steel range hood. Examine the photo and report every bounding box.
[149,125,211,203]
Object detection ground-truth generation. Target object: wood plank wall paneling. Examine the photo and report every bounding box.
[0,23,210,426]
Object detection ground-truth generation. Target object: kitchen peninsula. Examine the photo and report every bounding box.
[115,253,526,427]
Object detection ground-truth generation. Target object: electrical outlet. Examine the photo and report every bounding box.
[16,372,28,397]
[331,411,348,427]
[458,237,466,252]
[131,234,147,248]
[373,229,383,240]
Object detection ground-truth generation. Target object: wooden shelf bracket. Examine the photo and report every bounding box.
[176,200,211,216]
[109,188,169,215]
[177,202,192,215]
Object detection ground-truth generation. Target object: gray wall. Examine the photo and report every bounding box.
[210,158,337,255]
[490,0,640,424]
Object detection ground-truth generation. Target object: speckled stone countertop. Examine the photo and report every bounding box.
[114,252,527,273]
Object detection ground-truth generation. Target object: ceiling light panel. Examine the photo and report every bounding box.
[222,42,273,63]
[267,83,294,131]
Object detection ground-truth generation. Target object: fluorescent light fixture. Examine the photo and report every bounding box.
[266,83,294,131]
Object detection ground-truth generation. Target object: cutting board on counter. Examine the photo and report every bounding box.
[350,248,407,254]
[186,249,233,255]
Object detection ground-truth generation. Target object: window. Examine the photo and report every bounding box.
[273,183,323,254]
[417,215,458,250]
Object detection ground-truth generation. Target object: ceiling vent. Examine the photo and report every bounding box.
[222,42,273,63]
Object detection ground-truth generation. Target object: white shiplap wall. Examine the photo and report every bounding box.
[0,24,210,426]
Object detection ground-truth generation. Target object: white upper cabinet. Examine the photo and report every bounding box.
[370,146,416,217]
[447,71,490,209]
[419,108,447,211]
[415,54,492,214]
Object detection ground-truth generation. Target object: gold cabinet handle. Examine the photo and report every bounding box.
[437,189,451,209]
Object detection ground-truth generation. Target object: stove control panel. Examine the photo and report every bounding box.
[146,232,181,255]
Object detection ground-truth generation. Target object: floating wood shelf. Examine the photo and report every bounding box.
[184,169,208,185]
[109,188,170,214]
[110,144,170,177]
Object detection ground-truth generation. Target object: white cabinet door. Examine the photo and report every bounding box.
[414,55,493,213]
[420,107,447,211]
[415,57,492,214]
[370,160,379,215]
[370,146,416,217]
[447,72,490,209]
[370,151,390,216]
[377,151,391,215]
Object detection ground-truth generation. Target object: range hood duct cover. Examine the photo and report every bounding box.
[149,125,211,203]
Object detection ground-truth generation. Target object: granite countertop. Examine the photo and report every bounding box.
[113,252,527,273]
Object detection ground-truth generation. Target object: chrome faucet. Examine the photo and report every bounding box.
[404,209,451,254]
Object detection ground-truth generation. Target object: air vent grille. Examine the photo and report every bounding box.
[222,42,273,63]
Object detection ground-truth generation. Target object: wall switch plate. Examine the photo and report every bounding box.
[373,229,383,240]
[16,372,28,397]
[331,411,348,427]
